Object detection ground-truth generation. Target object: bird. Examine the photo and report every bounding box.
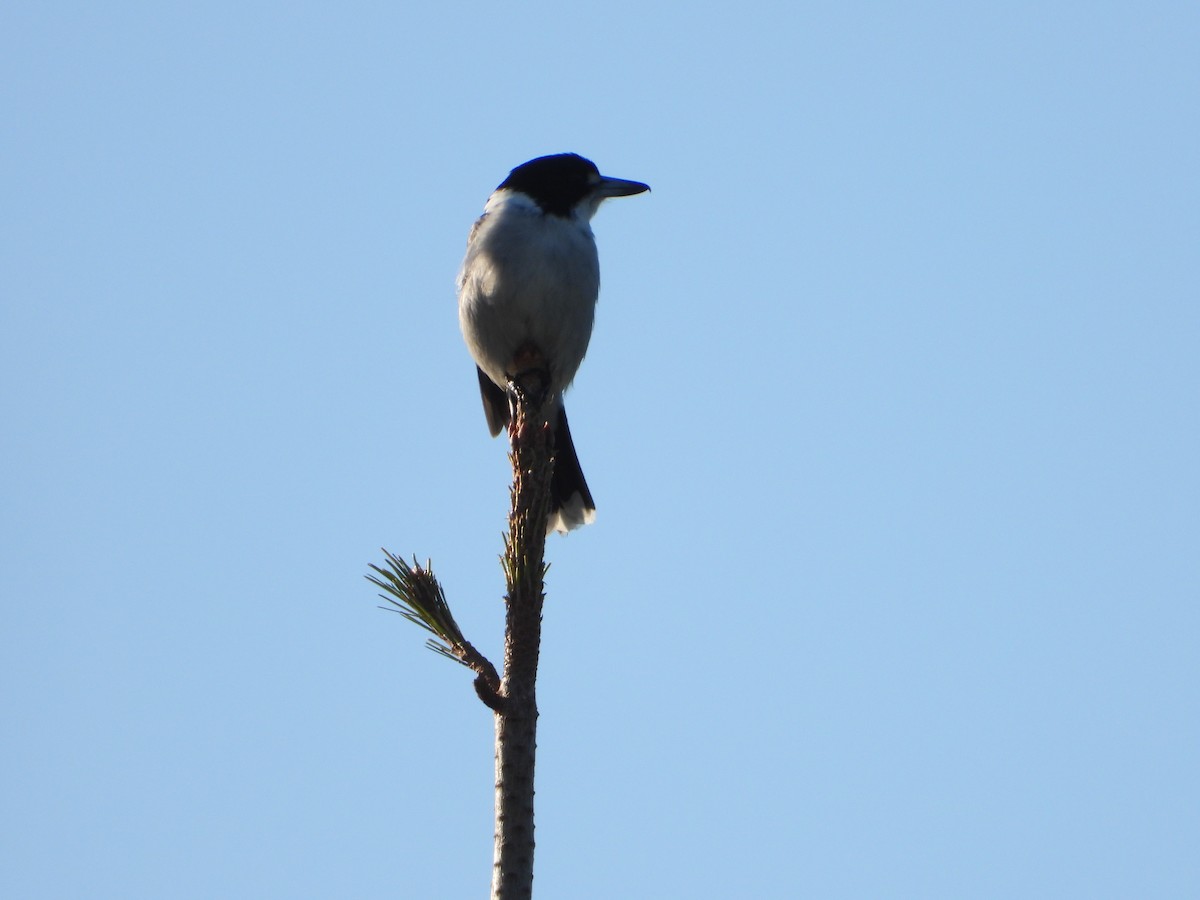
[457,153,650,534]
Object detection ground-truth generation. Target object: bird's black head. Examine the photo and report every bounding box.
[498,153,605,218]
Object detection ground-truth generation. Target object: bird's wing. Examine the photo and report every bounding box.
[477,366,509,437]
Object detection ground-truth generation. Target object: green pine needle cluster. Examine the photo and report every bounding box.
[367,550,467,665]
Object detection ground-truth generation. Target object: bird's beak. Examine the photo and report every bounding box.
[595,176,651,199]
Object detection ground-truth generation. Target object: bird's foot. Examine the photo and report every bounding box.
[506,345,551,412]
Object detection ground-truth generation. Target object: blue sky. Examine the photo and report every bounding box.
[3,2,1197,897]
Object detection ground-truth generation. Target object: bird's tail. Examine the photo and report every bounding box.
[548,405,595,535]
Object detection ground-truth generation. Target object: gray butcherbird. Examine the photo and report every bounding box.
[457,153,650,534]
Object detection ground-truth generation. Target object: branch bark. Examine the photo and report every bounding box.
[491,379,554,900]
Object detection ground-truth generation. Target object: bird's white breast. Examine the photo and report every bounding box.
[457,190,601,393]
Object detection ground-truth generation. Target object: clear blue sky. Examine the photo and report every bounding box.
[3,2,1197,897]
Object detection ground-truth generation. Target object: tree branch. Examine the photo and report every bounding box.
[367,367,555,900]
[367,552,502,704]
[491,371,555,900]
